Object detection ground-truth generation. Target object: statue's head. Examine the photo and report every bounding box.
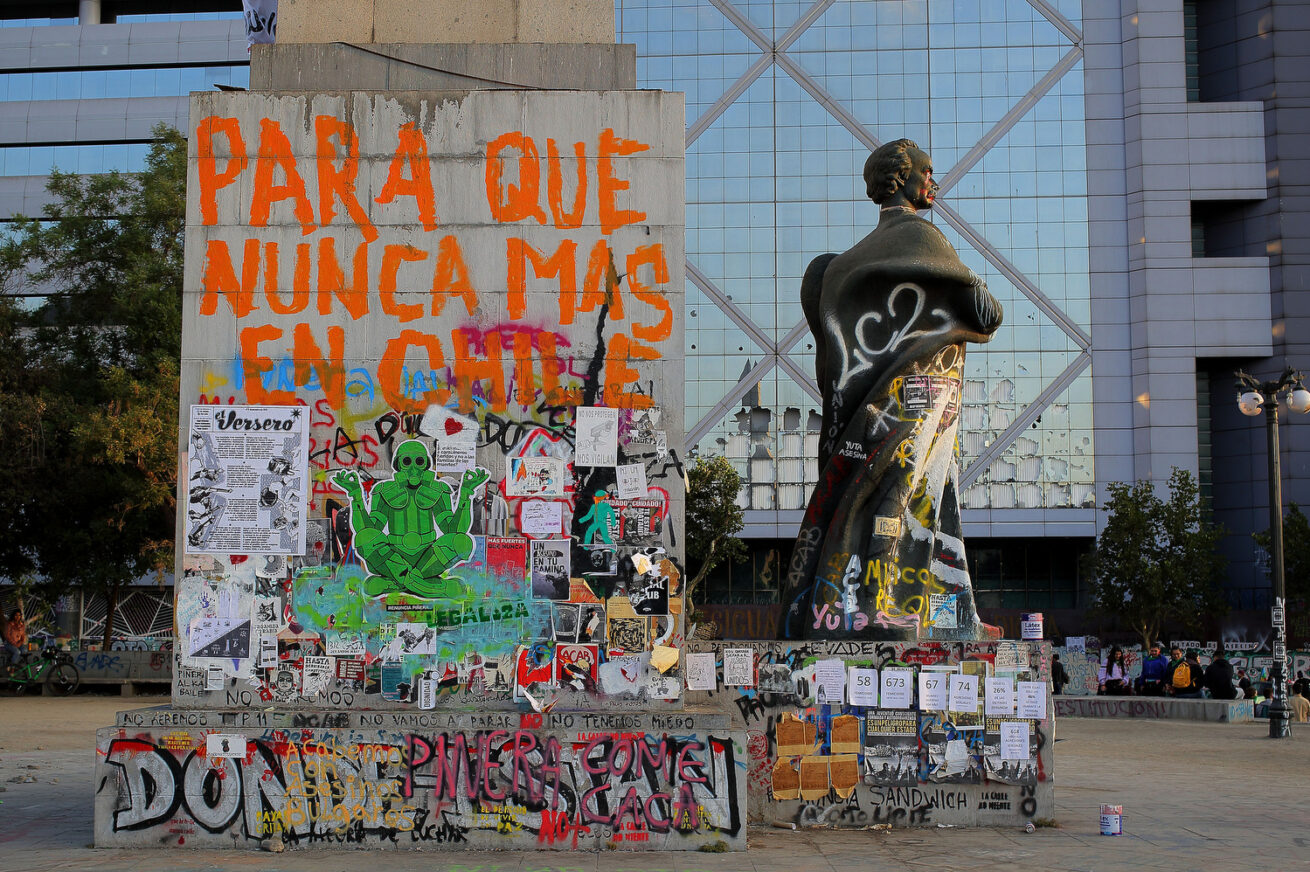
[392,440,434,487]
[864,139,936,209]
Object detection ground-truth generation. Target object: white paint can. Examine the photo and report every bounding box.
[1099,804,1123,836]
[1021,612,1044,640]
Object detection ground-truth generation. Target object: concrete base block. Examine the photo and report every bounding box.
[1055,696,1254,722]
[94,709,746,851]
[685,640,1056,829]
[276,0,615,44]
[250,42,637,91]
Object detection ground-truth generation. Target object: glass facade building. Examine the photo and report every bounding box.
[2,0,1297,615]
[620,0,1094,515]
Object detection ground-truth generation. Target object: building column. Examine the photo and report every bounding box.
[78,0,101,25]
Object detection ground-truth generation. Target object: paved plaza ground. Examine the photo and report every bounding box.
[1,693,1307,871]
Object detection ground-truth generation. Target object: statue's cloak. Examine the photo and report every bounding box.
[778,211,1002,641]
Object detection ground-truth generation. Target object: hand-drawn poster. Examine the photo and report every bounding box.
[519,501,564,537]
[615,463,648,499]
[187,404,309,555]
[723,648,755,687]
[530,539,571,600]
[685,651,717,691]
[862,709,919,785]
[574,407,619,467]
[507,458,566,497]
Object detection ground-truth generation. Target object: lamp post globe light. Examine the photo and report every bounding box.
[1235,367,1310,738]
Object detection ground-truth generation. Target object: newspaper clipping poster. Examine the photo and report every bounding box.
[187,405,309,555]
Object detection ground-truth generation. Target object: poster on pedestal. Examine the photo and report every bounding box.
[186,405,309,555]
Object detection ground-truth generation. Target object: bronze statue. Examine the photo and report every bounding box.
[778,140,1003,641]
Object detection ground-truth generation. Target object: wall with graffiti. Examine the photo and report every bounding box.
[94,710,743,850]
[173,89,686,713]
[683,640,1054,828]
[1053,641,1307,696]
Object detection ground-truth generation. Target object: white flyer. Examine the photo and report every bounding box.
[948,674,980,714]
[880,668,914,709]
[848,667,879,706]
[206,734,248,758]
[722,648,755,687]
[206,663,225,691]
[574,407,619,466]
[420,407,478,473]
[815,658,846,705]
[615,463,649,500]
[519,500,564,537]
[985,676,1016,716]
[685,651,717,691]
[918,670,949,710]
[258,630,278,668]
[187,405,310,555]
[1017,680,1048,719]
[1000,721,1030,761]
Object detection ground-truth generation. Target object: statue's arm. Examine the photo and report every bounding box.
[801,253,838,393]
[967,273,1003,335]
[886,221,1003,337]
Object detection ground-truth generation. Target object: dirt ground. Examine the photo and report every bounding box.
[0,693,169,753]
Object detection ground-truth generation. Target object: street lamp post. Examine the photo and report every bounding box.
[1236,367,1310,739]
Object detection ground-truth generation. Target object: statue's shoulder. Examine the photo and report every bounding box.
[830,213,968,282]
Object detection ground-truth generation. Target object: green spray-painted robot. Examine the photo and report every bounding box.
[333,440,489,598]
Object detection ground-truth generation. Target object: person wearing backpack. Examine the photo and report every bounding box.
[1165,646,1203,698]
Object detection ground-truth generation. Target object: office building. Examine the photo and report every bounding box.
[2,0,1303,621]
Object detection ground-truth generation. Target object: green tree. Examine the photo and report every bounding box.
[0,125,184,650]
[1085,467,1228,648]
[1253,503,1310,602]
[684,454,748,605]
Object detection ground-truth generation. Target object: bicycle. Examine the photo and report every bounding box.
[2,647,80,695]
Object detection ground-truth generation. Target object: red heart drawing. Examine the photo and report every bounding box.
[444,418,463,436]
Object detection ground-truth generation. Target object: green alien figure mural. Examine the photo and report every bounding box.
[333,440,490,598]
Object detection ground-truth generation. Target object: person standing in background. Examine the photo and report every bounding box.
[1052,653,1070,695]
[2,609,27,667]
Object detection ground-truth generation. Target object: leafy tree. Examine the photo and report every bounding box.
[1086,467,1228,648]
[1254,503,1310,602]
[0,125,184,650]
[684,454,748,606]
